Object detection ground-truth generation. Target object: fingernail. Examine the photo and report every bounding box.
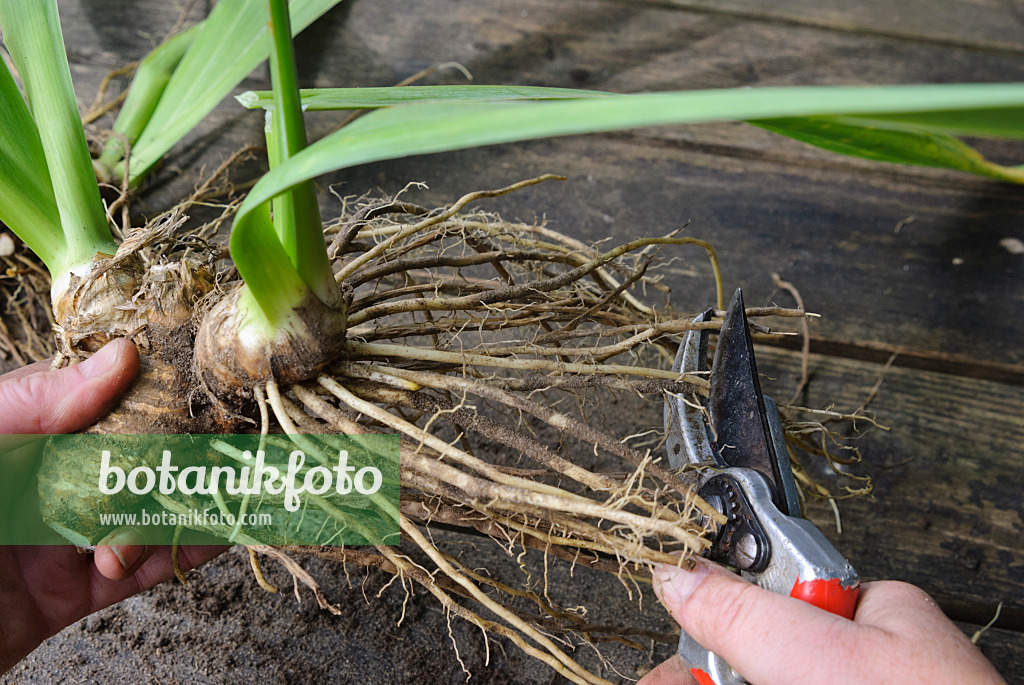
[78,340,123,377]
[653,560,709,608]
[103,527,146,570]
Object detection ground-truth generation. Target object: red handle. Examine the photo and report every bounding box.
[690,668,717,685]
[790,577,860,620]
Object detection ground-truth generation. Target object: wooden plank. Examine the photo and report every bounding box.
[57,0,1024,366]
[625,0,1024,55]
[762,334,1024,386]
[307,0,1024,90]
[58,1,185,67]
[753,348,1024,623]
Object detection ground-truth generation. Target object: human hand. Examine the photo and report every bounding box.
[640,558,1006,685]
[0,339,226,674]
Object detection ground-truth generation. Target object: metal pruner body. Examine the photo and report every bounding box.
[664,290,859,685]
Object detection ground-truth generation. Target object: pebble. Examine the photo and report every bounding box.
[999,237,1024,255]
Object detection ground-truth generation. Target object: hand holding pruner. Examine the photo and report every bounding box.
[664,289,859,685]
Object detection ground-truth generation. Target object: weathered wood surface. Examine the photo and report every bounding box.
[629,0,1024,54]
[759,350,1024,628]
[4,0,1023,682]
[296,0,1024,369]
[62,0,1024,369]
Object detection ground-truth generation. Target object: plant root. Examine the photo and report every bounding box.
[32,175,868,682]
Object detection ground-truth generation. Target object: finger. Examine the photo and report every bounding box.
[89,544,229,614]
[854,580,948,631]
[0,339,139,441]
[637,655,697,685]
[854,581,1007,684]
[0,358,55,383]
[653,560,872,685]
[93,526,155,580]
[92,521,216,580]
[94,516,232,580]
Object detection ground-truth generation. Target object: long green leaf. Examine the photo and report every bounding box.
[265,0,336,305]
[753,116,1024,182]
[238,82,1024,181]
[234,83,1024,220]
[236,82,1024,138]
[128,0,344,183]
[0,0,115,273]
[236,82,1024,181]
[96,25,199,177]
[237,84,610,110]
[0,55,63,272]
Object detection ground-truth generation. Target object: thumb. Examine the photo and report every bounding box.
[0,339,140,437]
[652,560,868,685]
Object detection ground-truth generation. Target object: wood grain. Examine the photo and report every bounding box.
[625,0,1024,55]
[63,0,1024,363]
[18,0,1024,680]
[756,348,1024,617]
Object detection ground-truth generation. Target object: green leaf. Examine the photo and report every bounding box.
[858,107,1024,139]
[237,82,1024,182]
[237,82,1024,142]
[0,0,115,273]
[752,116,1024,182]
[128,0,345,183]
[236,84,611,110]
[96,25,199,178]
[265,0,337,306]
[0,55,64,272]
[230,202,314,329]
[234,83,1024,217]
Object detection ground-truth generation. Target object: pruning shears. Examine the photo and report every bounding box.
[664,289,860,685]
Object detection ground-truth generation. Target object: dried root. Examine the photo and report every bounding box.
[0,238,57,364]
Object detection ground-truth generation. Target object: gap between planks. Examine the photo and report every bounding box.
[755,333,1024,385]
[941,594,1024,633]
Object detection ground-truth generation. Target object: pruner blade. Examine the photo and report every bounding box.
[709,289,801,516]
[664,308,721,473]
[664,289,800,516]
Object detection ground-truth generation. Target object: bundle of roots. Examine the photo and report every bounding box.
[2,172,853,684]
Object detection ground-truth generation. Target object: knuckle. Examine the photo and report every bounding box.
[874,580,937,609]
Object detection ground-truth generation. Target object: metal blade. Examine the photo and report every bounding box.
[664,309,722,471]
[708,289,792,511]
